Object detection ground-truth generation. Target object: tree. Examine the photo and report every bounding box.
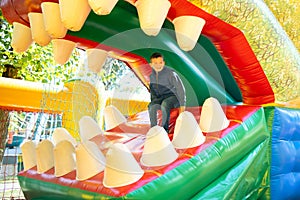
[0,10,79,82]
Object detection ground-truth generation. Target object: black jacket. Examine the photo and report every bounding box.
[149,67,186,106]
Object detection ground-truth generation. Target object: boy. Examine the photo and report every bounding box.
[148,52,186,133]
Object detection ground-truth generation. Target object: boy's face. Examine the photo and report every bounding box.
[150,56,165,72]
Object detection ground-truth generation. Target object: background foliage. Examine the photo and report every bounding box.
[0,10,79,83]
[190,0,300,102]
[0,9,129,91]
[264,0,300,51]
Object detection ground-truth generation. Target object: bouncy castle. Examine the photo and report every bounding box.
[0,0,299,199]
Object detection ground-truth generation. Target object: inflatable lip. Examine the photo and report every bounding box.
[16,106,269,199]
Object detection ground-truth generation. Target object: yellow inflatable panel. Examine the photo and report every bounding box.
[0,77,98,139]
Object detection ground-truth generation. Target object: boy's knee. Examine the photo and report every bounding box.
[161,101,173,110]
[149,103,161,112]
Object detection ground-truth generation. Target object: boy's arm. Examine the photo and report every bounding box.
[171,72,186,107]
[149,83,158,101]
[179,106,185,113]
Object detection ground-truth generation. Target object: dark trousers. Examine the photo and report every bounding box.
[148,95,179,132]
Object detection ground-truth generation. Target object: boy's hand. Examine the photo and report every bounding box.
[179,106,185,114]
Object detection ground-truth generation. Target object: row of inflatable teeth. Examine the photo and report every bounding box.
[12,0,120,49]
[11,0,206,65]
[104,97,230,133]
[20,97,229,188]
[11,0,112,68]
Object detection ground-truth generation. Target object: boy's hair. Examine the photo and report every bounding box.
[150,52,163,60]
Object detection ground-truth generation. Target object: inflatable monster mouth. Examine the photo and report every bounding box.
[18,105,268,199]
[2,0,299,199]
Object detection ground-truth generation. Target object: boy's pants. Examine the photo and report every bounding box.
[148,95,179,133]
